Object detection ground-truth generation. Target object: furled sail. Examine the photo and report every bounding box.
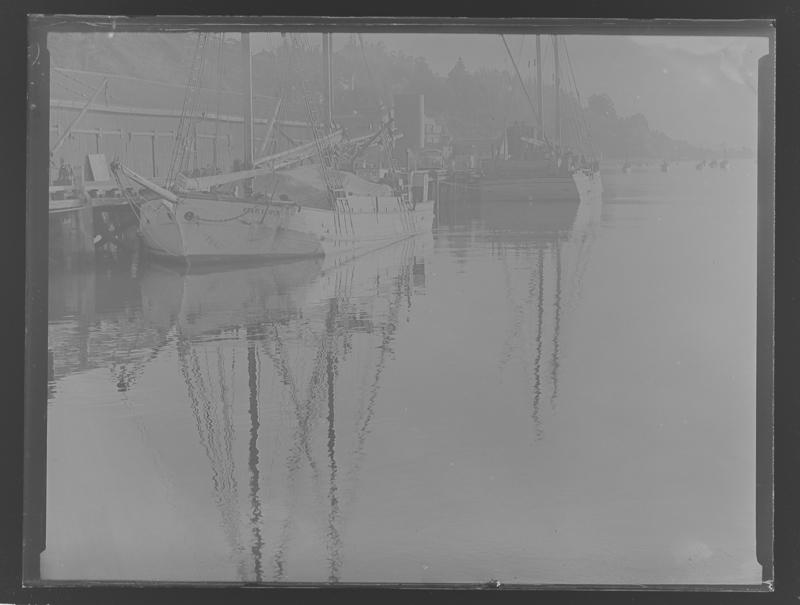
[254,165,393,209]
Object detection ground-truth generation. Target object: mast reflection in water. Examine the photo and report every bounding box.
[43,162,761,585]
[46,236,428,583]
[438,192,599,439]
[183,237,420,583]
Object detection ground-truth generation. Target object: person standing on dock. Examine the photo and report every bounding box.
[56,158,70,185]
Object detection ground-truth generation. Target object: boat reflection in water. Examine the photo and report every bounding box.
[42,160,762,585]
[139,256,325,339]
[42,234,431,583]
[437,189,601,437]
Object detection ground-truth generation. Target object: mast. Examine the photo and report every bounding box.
[322,32,333,132]
[553,35,561,146]
[242,33,254,171]
[499,34,544,143]
[212,33,225,172]
[536,36,544,136]
[51,78,108,155]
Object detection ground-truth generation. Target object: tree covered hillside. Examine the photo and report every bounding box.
[48,32,749,159]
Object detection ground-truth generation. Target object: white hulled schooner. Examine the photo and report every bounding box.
[111,33,434,265]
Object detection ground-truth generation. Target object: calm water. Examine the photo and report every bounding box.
[42,160,760,585]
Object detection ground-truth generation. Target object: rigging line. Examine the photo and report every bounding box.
[198,346,227,484]
[562,80,584,152]
[202,347,239,537]
[167,32,211,186]
[357,34,378,105]
[110,323,169,391]
[500,34,547,145]
[262,325,323,479]
[168,35,206,181]
[541,36,550,71]
[52,69,98,96]
[199,345,236,501]
[51,78,93,101]
[271,381,330,574]
[563,40,596,157]
[214,341,246,578]
[498,43,516,134]
[177,339,245,563]
[569,228,597,313]
[267,305,341,579]
[261,41,290,158]
[269,391,309,581]
[258,327,327,579]
[358,33,395,173]
[285,319,343,514]
[340,262,409,515]
[291,34,343,198]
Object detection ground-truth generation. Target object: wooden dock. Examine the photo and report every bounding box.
[49,180,140,267]
[50,181,143,211]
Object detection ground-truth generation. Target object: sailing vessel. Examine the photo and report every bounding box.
[111,32,434,265]
[478,35,602,204]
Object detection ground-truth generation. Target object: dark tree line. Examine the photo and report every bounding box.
[49,32,748,159]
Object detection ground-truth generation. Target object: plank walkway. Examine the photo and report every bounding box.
[49,181,139,213]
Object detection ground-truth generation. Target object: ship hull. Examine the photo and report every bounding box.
[139,194,435,265]
[478,170,602,203]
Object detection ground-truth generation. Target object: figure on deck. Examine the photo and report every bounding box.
[55,158,73,185]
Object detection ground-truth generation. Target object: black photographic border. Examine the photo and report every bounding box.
[4,2,791,603]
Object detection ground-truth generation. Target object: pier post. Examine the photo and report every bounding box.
[77,203,95,260]
[49,203,95,270]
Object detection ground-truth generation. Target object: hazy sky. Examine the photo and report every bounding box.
[250,33,767,81]
[247,33,769,149]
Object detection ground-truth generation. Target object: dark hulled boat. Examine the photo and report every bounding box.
[477,35,603,204]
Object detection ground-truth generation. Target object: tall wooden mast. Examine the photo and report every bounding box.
[553,35,561,146]
[536,35,544,136]
[242,33,254,170]
[322,32,333,132]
